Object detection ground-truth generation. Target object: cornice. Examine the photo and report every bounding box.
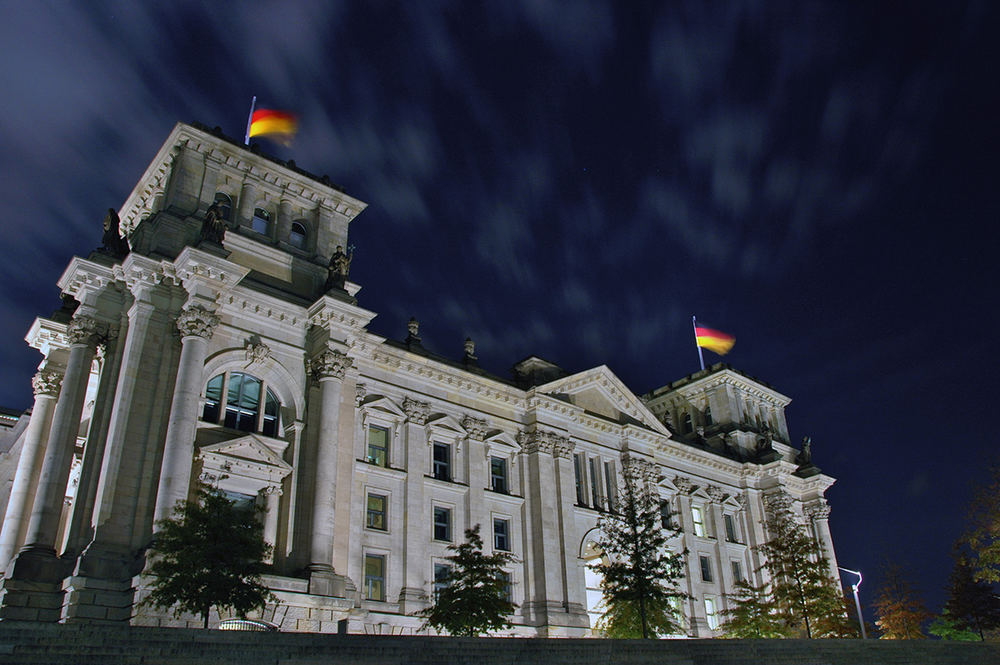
[26,318,69,354]
[57,257,119,296]
[654,370,792,408]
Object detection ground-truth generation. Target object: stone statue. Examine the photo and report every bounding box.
[101,208,130,259]
[325,245,353,291]
[200,201,226,245]
[798,436,812,464]
[462,336,478,366]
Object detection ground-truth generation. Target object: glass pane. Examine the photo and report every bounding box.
[202,374,223,422]
[237,374,261,410]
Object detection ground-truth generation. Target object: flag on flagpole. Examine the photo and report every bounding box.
[248,109,299,140]
[694,325,735,355]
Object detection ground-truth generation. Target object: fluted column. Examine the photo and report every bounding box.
[0,370,63,570]
[307,349,351,596]
[399,397,429,612]
[21,315,104,557]
[806,501,838,576]
[152,305,219,524]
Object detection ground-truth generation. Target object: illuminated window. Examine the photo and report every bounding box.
[705,597,719,630]
[367,425,389,467]
[366,493,387,531]
[202,372,280,437]
[364,554,385,601]
[433,506,451,542]
[289,220,307,249]
[252,207,271,235]
[691,505,706,537]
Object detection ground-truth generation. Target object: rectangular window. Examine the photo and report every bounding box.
[724,513,738,543]
[432,442,451,481]
[604,461,617,512]
[589,457,601,509]
[367,425,389,467]
[574,454,587,505]
[493,517,510,551]
[700,555,713,582]
[364,554,385,601]
[705,597,719,630]
[366,493,387,531]
[691,505,706,537]
[731,560,743,583]
[433,506,452,542]
[499,571,512,603]
[660,501,675,530]
[433,563,451,601]
[490,456,508,494]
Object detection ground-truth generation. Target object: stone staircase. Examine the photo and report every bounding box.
[0,622,998,665]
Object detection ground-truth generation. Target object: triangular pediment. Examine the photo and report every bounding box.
[425,414,467,437]
[535,366,669,436]
[199,434,292,473]
[359,394,407,419]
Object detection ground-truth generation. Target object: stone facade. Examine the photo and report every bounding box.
[0,123,839,636]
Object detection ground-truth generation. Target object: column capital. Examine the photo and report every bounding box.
[623,455,657,483]
[461,416,489,441]
[673,475,695,494]
[67,315,105,347]
[805,501,831,520]
[706,485,726,503]
[402,397,430,425]
[31,370,63,397]
[517,430,571,456]
[309,349,351,380]
[176,305,220,340]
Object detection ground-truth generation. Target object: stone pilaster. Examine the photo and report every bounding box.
[398,397,429,613]
[806,501,838,576]
[0,370,63,571]
[152,305,220,524]
[462,416,489,534]
[306,349,351,596]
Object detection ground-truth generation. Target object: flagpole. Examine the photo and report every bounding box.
[692,315,705,371]
[244,96,257,145]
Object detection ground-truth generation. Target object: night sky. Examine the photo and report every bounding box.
[2,1,998,622]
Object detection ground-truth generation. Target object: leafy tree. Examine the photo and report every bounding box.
[419,524,517,636]
[963,463,1000,584]
[145,487,274,629]
[929,611,982,641]
[941,551,1000,641]
[756,493,853,638]
[590,460,687,638]
[872,562,930,639]
[721,578,794,638]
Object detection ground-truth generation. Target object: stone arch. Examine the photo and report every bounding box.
[202,346,305,426]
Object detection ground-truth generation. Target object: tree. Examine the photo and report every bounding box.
[963,463,1000,584]
[941,551,1000,641]
[755,493,853,638]
[929,611,982,641]
[420,524,517,636]
[590,459,687,638]
[145,487,274,629]
[721,578,794,638]
[872,562,930,639]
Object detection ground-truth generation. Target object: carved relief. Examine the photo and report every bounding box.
[551,436,575,459]
[517,430,571,457]
[310,350,351,380]
[706,486,726,503]
[355,383,367,406]
[402,397,430,425]
[673,475,695,494]
[32,370,63,397]
[67,315,105,347]
[461,416,489,441]
[805,501,831,520]
[244,337,271,366]
[176,305,220,339]
[624,456,657,483]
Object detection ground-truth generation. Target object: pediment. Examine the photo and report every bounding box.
[359,394,407,419]
[535,366,669,436]
[484,430,520,455]
[198,434,292,473]
[425,413,467,437]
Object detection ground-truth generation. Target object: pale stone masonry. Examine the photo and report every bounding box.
[0,122,839,636]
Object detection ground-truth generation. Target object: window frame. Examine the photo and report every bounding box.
[691,505,706,537]
[489,455,508,494]
[366,492,388,531]
[705,596,719,630]
[366,424,390,467]
[731,560,743,583]
[604,460,617,512]
[364,552,386,602]
[213,192,233,221]
[289,219,308,249]
[432,442,452,481]
[433,505,452,542]
[699,555,713,583]
[724,513,738,543]
[251,207,272,236]
[433,562,451,601]
[574,453,587,506]
[201,371,281,438]
[493,516,510,552]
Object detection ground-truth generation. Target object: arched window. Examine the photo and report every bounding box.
[252,207,272,236]
[202,372,281,437]
[582,540,608,632]
[213,192,232,221]
[289,220,307,249]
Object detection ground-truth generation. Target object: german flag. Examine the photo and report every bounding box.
[695,325,735,355]
[248,109,298,139]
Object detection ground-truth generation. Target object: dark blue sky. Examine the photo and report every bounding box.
[2,1,998,620]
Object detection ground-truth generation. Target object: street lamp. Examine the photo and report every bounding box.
[838,567,866,639]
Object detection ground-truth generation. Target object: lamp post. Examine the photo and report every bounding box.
[838,567,866,639]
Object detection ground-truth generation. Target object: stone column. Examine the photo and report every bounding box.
[0,370,63,570]
[806,501,838,576]
[152,305,219,524]
[307,349,351,596]
[237,181,257,230]
[462,417,488,534]
[399,397,429,612]
[262,486,281,565]
[552,437,588,624]
[19,315,104,560]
